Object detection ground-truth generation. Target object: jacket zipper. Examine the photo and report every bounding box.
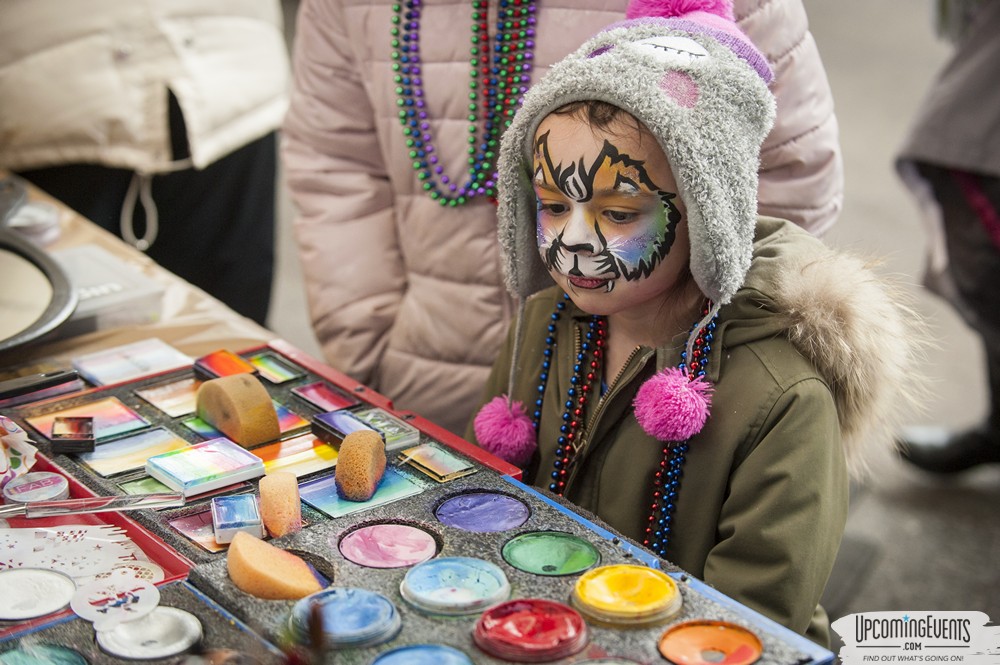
[569,323,582,451]
[564,330,652,490]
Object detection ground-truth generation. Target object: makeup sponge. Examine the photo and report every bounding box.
[334,430,386,501]
[259,471,302,538]
[197,374,280,447]
[226,531,323,600]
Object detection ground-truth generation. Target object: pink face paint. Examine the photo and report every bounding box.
[291,381,361,412]
[337,523,438,569]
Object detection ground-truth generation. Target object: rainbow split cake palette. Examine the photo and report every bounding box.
[1,342,833,664]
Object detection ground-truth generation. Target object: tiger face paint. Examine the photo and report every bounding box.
[532,110,691,318]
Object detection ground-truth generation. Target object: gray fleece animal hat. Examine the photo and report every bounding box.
[496,0,777,306]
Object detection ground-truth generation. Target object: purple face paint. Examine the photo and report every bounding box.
[337,524,438,569]
[434,492,530,533]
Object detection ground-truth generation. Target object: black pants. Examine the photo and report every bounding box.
[17,132,277,327]
[919,163,1000,429]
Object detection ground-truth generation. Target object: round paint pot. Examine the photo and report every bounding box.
[0,568,76,621]
[473,598,588,662]
[400,556,510,616]
[501,531,600,576]
[434,492,530,532]
[571,564,682,627]
[658,620,764,665]
[337,523,437,568]
[0,645,88,665]
[2,471,70,504]
[371,644,474,665]
[96,606,203,660]
[288,587,401,649]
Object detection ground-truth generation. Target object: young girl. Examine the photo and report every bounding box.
[468,0,923,646]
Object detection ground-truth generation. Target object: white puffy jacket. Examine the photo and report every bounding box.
[0,0,290,173]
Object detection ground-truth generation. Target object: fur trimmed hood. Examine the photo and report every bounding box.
[724,217,929,478]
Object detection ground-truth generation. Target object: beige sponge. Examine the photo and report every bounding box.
[197,374,280,447]
[259,471,302,538]
[335,430,386,501]
[226,531,323,599]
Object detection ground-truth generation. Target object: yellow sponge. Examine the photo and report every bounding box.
[334,430,386,501]
[259,471,302,538]
[226,532,323,600]
[197,374,280,447]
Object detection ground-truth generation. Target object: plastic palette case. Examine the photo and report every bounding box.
[144,437,265,497]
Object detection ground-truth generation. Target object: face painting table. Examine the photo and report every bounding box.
[0,175,834,665]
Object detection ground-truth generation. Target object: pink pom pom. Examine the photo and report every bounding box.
[626,0,734,20]
[473,396,537,467]
[633,367,713,442]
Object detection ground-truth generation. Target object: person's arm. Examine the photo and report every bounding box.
[281,0,403,385]
[736,0,844,236]
[702,378,848,642]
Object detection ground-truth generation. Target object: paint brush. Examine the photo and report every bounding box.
[308,597,326,664]
[0,492,185,518]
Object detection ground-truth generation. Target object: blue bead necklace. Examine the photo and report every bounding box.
[532,294,717,558]
[390,0,538,206]
[644,305,716,558]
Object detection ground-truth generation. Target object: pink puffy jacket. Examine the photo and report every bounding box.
[282,0,842,434]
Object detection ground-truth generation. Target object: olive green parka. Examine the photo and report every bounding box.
[468,217,923,646]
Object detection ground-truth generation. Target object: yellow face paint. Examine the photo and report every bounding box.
[571,564,682,625]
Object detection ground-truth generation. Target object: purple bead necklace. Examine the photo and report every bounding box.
[391,0,538,205]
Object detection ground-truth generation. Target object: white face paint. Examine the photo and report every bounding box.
[532,110,692,319]
[630,36,709,66]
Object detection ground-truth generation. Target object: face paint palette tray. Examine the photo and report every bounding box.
[0,581,285,664]
[1,341,833,664]
[1,341,508,566]
[185,458,833,664]
[176,366,833,664]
